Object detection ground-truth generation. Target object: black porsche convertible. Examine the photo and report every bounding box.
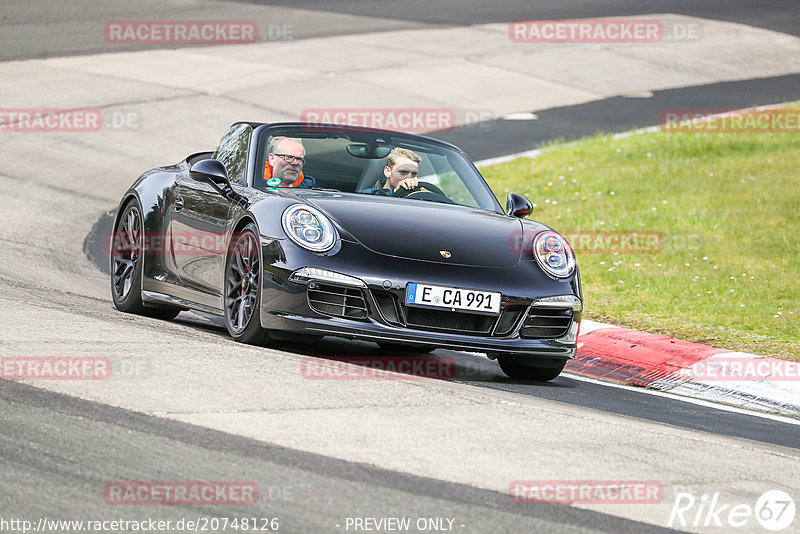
[110,122,582,381]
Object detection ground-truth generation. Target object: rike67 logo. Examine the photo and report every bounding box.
[669,490,796,531]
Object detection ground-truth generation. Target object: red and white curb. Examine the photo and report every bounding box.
[572,320,800,417]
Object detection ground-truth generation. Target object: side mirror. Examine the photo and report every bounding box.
[506,193,533,218]
[190,159,231,190]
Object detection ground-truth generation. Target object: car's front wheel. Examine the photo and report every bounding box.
[224,223,277,347]
[110,199,180,320]
[497,355,566,382]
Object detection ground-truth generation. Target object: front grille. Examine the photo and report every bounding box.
[368,290,525,336]
[307,282,368,319]
[405,306,494,335]
[519,307,573,338]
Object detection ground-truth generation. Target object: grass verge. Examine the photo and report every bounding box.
[481,113,799,358]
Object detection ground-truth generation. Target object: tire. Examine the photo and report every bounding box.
[378,343,436,354]
[223,223,277,346]
[110,199,180,320]
[497,355,566,382]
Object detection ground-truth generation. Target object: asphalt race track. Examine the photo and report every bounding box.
[2,2,800,533]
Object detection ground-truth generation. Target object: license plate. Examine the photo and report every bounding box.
[405,283,501,315]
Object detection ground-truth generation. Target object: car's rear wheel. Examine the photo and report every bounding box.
[378,343,436,354]
[224,223,276,346]
[497,355,566,382]
[110,200,180,320]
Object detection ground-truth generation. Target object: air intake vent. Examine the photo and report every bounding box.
[405,307,494,335]
[493,305,526,336]
[519,308,572,338]
[371,290,403,326]
[307,283,368,320]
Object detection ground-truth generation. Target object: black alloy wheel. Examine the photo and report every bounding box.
[224,223,274,346]
[110,200,180,320]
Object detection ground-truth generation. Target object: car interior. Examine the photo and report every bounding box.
[255,131,487,209]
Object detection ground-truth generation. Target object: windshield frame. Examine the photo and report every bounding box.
[250,123,504,214]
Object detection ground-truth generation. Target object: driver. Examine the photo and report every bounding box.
[360,147,420,196]
[265,136,315,188]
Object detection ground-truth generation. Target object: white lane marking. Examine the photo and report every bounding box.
[563,372,800,426]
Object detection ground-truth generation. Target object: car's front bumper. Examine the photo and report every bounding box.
[259,262,581,362]
[263,309,578,358]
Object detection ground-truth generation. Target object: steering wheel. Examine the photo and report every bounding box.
[393,181,447,198]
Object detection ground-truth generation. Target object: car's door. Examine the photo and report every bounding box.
[169,123,252,297]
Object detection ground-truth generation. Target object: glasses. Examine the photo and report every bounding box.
[273,153,305,165]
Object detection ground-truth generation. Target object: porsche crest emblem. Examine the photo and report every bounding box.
[439,250,452,259]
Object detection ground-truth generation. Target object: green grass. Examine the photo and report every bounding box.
[481,120,800,358]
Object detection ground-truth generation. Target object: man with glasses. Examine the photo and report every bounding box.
[266,136,315,188]
[360,147,420,196]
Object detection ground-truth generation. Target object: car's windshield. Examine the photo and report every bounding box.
[255,126,501,212]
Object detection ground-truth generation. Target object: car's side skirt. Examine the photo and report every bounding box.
[142,290,223,316]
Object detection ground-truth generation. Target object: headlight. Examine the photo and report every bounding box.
[281,204,337,252]
[533,230,576,279]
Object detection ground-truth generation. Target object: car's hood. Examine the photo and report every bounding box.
[294,192,525,268]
